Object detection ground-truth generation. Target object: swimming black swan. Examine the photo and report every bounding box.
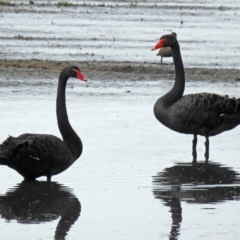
[156,32,177,64]
[151,34,240,162]
[0,65,87,181]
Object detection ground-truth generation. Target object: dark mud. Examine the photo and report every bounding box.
[1,59,240,87]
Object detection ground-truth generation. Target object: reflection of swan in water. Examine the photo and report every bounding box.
[0,181,81,239]
[152,161,240,240]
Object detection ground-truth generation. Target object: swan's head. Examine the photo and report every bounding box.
[151,33,177,51]
[65,65,87,82]
[171,32,177,39]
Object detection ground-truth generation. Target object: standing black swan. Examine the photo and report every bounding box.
[0,65,87,181]
[151,34,240,162]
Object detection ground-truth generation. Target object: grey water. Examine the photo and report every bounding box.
[0,78,240,239]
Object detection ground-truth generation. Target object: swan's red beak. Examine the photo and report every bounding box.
[76,70,87,82]
[151,39,165,51]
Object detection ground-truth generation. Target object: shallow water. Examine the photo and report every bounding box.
[0,77,240,239]
[1,0,240,69]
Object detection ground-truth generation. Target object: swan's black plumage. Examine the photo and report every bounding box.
[152,34,240,162]
[0,65,87,180]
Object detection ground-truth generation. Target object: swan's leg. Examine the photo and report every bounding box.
[161,57,163,64]
[192,134,197,163]
[204,136,209,164]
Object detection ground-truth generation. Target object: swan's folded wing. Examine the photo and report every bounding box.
[178,93,239,113]
[172,93,240,131]
[0,134,70,161]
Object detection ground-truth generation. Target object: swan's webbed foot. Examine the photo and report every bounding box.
[192,134,197,163]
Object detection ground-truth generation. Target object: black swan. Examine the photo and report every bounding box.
[0,65,87,181]
[156,32,177,64]
[151,34,240,162]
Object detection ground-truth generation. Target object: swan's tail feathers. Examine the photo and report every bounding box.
[211,112,240,136]
[232,97,240,113]
[237,98,240,112]
[211,96,240,136]
[224,95,240,113]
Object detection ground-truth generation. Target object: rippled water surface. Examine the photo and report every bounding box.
[1,0,240,69]
[0,77,240,239]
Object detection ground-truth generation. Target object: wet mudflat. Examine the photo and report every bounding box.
[1,0,240,70]
[0,77,240,239]
[1,0,240,239]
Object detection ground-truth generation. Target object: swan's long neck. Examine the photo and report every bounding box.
[57,73,82,159]
[162,42,185,106]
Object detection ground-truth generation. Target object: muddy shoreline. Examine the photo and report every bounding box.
[0,59,240,85]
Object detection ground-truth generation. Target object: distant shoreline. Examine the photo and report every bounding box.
[0,59,240,85]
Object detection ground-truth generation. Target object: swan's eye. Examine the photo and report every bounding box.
[73,69,79,76]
